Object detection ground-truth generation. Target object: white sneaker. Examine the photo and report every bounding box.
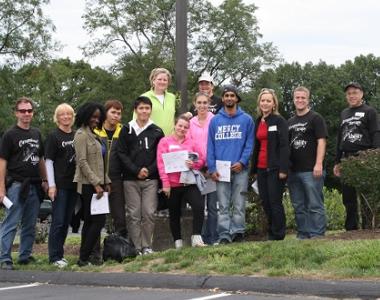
[53,259,68,268]
[191,235,206,247]
[142,247,154,255]
[174,239,183,249]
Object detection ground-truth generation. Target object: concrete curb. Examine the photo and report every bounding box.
[0,270,379,298]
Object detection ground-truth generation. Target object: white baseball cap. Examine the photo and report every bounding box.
[198,72,213,84]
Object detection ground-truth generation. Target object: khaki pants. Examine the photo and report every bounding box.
[124,180,158,250]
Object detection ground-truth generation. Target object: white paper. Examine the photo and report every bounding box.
[201,178,217,195]
[2,196,13,209]
[251,180,259,195]
[216,160,231,182]
[162,150,189,173]
[91,192,110,215]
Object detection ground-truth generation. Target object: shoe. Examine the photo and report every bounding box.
[52,259,68,268]
[61,258,68,263]
[219,238,231,245]
[174,239,183,249]
[77,259,91,267]
[191,235,206,247]
[0,261,14,270]
[142,247,154,255]
[89,256,103,266]
[18,256,36,265]
[232,233,245,243]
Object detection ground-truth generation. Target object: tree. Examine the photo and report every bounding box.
[82,0,280,93]
[0,0,58,64]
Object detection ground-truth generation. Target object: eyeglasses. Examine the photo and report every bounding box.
[17,109,33,114]
[261,88,275,93]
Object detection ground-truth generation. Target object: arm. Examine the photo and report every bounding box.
[239,117,255,168]
[207,119,217,173]
[156,138,170,188]
[0,158,7,203]
[117,127,141,176]
[278,117,290,176]
[38,158,48,193]
[368,109,380,148]
[313,138,326,178]
[146,130,165,176]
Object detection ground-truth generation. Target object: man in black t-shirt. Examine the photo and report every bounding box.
[334,82,380,230]
[288,87,328,239]
[189,72,222,116]
[0,97,47,270]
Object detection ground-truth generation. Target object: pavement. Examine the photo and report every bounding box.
[0,270,379,299]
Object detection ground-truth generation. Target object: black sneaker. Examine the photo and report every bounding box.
[232,233,245,243]
[18,256,36,265]
[89,256,103,266]
[77,259,91,267]
[0,261,14,270]
[219,238,231,245]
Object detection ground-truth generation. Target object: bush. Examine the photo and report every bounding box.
[340,149,380,228]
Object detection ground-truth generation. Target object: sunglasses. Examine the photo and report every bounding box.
[17,109,33,114]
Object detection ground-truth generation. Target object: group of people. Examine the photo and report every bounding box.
[0,67,379,270]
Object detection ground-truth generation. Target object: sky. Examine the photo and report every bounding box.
[44,0,380,68]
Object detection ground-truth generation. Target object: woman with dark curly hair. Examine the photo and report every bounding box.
[73,102,111,266]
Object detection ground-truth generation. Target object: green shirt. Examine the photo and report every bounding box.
[135,90,176,136]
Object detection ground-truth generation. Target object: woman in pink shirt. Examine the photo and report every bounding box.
[157,114,206,248]
[187,93,218,245]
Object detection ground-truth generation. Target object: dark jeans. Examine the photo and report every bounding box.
[342,183,372,230]
[48,188,77,262]
[167,185,204,241]
[79,184,106,261]
[201,191,219,245]
[257,168,286,240]
[109,179,127,236]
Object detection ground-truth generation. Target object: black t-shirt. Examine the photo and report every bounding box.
[288,111,328,172]
[190,94,223,115]
[336,104,380,160]
[0,125,44,179]
[45,128,76,189]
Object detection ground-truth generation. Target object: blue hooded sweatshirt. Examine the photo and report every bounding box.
[207,106,255,173]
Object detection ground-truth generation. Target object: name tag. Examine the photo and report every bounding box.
[169,144,181,150]
[355,112,365,117]
[268,125,277,132]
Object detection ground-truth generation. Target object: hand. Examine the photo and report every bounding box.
[185,159,194,169]
[137,167,149,179]
[231,162,243,173]
[0,188,5,204]
[48,186,57,201]
[211,172,220,182]
[105,184,111,194]
[42,181,49,194]
[313,163,323,178]
[94,185,104,199]
[279,172,287,180]
[163,187,171,198]
[333,164,341,177]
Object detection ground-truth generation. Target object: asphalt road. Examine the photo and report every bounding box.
[0,282,340,300]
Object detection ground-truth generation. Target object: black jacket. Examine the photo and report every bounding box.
[117,122,164,180]
[251,114,289,174]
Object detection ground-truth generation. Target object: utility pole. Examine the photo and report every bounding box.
[175,0,188,113]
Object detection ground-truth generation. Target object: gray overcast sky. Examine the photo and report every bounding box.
[45,0,380,67]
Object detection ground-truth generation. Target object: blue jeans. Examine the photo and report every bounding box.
[201,191,218,244]
[216,169,248,242]
[288,171,326,238]
[0,182,41,263]
[48,188,77,262]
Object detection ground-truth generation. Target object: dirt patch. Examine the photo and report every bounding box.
[324,229,380,240]
[13,243,80,256]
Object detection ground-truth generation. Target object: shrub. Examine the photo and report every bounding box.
[340,149,380,228]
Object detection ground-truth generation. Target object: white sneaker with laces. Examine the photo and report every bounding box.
[174,239,183,249]
[53,259,68,268]
[142,247,154,255]
[191,235,206,247]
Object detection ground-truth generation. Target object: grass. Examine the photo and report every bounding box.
[14,236,380,280]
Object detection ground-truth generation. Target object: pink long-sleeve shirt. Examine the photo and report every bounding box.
[157,135,204,188]
[187,112,214,164]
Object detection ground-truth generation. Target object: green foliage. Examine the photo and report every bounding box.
[340,149,380,228]
[0,0,58,64]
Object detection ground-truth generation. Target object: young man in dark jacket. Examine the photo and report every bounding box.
[117,96,164,255]
[334,82,380,230]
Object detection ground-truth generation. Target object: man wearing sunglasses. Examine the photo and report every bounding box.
[0,97,48,270]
